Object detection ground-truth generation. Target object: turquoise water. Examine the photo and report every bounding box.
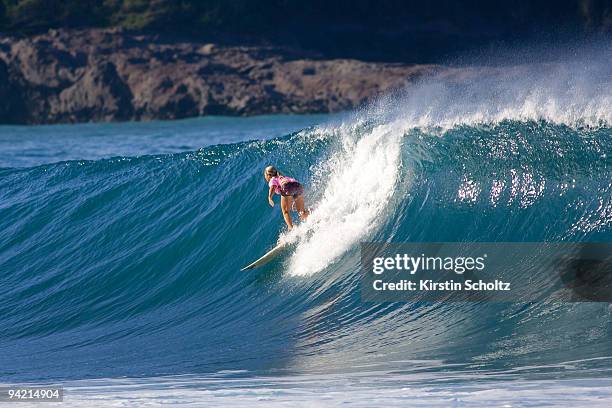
[0,114,331,168]
[1,63,612,405]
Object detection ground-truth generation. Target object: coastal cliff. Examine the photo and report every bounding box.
[0,29,443,124]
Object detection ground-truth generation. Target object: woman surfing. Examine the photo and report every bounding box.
[263,165,309,230]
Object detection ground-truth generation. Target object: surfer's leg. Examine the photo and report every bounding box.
[295,195,309,221]
[280,196,294,230]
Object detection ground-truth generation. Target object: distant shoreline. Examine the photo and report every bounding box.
[0,28,452,125]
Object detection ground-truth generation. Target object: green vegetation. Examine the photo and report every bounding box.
[1,0,609,35]
[2,0,108,32]
[0,0,608,61]
[0,0,271,33]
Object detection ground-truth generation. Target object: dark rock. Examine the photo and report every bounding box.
[0,59,33,124]
[0,28,450,124]
[0,60,20,122]
[55,60,133,122]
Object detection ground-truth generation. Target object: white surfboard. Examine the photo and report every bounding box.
[241,242,288,271]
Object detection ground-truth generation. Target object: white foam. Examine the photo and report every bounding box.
[26,374,612,407]
[285,120,404,276]
[283,58,611,276]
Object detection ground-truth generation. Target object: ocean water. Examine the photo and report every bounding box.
[1,60,612,406]
[0,115,330,168]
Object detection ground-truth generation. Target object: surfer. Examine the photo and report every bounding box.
[264,166,309,230]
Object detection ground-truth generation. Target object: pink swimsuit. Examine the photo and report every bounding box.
[269,176,304,197]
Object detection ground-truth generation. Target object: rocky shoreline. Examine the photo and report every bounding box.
[0,28,451,125]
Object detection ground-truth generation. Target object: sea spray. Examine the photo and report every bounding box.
[286,121,404,276]
[279,56,611,276]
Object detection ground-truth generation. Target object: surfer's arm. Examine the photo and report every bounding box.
[268,186,275,207]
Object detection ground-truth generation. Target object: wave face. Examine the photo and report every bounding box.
[1,61,612,382]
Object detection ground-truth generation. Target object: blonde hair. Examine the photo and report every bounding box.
[264,165,280,178]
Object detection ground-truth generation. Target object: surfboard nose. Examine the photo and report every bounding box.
[241,242,288,271]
